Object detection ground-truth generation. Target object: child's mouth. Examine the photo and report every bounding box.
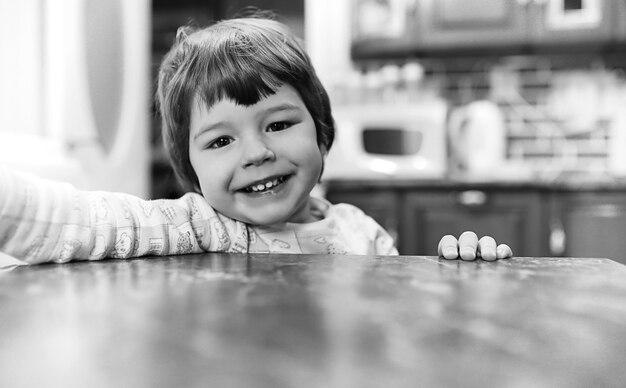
[242,175,288,194]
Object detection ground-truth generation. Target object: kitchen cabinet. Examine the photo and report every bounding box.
[326,189,401,246]
[400,189,546,256]
[414,0,528,49]
[352,0,626,58]
[350,0,420,57]
[549,192,626,264]
[418,0,615,48]
[528,0,615,46]
[326,181,626,260]
[326,185,547,256]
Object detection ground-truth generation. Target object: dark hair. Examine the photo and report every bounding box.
[156,16,335,193]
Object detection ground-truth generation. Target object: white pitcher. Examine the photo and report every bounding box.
[448,100,507,175]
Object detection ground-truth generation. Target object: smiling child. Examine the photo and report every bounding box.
[0,15,511,265]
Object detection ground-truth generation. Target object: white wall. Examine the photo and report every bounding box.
[305,0,354,89]
[0,0,44,136]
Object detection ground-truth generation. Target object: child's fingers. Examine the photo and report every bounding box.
[496,244,513,259]
[438,234,459,259]
[458,231,478,261]
[478,236,497,261]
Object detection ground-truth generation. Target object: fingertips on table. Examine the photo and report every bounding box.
[438,234,460,259]
[458,231,478,261]
[496,244,513,259]
[478,236,497,261]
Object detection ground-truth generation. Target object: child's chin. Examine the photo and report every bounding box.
[229,200,311,225]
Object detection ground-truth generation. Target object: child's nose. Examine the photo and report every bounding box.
[241,137,275,167]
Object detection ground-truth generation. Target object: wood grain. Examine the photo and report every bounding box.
[1,254,625,388]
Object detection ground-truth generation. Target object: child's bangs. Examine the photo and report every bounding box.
[196,52,299,109]
[193,22,308,108]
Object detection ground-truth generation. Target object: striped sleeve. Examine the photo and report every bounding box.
[0,166,248,264]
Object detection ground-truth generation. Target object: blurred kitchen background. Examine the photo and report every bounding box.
[2,0,626,261]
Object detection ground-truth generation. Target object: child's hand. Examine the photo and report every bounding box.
[437,231,513,261]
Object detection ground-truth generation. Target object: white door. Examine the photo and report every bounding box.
[0,0,151,197]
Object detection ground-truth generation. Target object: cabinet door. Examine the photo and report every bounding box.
[326,189,401,248]
[351,0,419,58]
[529,0,614,44]
[401,190,546,256]
[416,0,528,49]
[550,192,626,264]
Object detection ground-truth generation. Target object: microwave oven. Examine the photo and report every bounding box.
[322,100,448,180]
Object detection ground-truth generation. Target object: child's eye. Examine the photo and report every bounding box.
[267,121,292,132]
[207,136,233,149]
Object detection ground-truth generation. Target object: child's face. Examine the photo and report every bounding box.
[188,84,326,226]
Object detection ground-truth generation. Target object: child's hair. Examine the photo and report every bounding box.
[156,15,335,193]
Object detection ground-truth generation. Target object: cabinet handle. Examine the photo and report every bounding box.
[456,190,487,207]
[549,221,566,256]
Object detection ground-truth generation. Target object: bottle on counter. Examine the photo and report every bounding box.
[362,68,383,105]
[380,64,401,104]
[399,61,424,103]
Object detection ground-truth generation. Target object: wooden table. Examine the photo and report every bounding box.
[1,254,625,388]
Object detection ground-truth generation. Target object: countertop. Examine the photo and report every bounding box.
[1,254,626,388]
[324,173,626,191]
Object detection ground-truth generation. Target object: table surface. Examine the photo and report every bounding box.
[1,254,626,388]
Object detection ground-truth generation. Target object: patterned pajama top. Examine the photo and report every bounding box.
[0,167,398,265]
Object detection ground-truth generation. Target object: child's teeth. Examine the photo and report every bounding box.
[249,178,281,192]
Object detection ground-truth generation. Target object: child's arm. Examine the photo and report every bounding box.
[0,166,246,264]
[437,231,512,261]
